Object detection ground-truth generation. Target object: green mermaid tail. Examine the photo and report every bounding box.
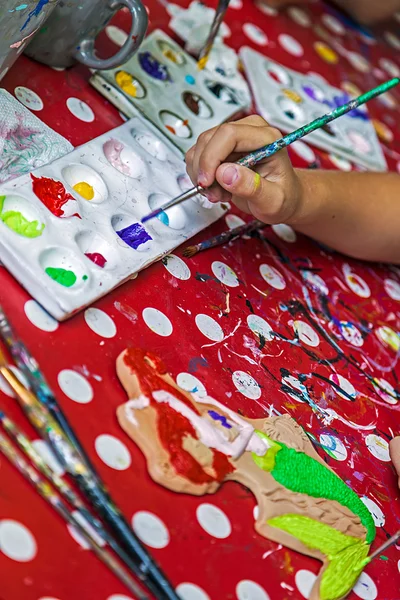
[268,514,370,600]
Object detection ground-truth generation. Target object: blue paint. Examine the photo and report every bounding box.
[185,74,195,85]
[208,410,232,429]
[188,357,209,373]
[139,52,171,81]
[116,222,152,250]
[21,0,49,30]
[9,4,28,12]
[157,211,169,226]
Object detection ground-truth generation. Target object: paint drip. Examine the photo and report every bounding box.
[0,195,44,238]
[73,181,94,200]
[45,267,77,287]
[139,52,171,81]
[31,174,80,218]
[116,222,152,250]
[85,252,107,268]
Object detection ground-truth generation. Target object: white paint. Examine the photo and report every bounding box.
[31,439,65,476]
[288,7,311,27]
[255,2,277,16]
[328,154,352,171]
[242,23,268,46]
[319,434,347,461]
[232,370,262,399]
[342,264,370,298]
[95,434,132,470]
[196,503,231,539]
[321,13,345,35]
[278,34,304,57]
[329,374,357,401]
[195,314,224,341]
[379,58,400,78]
[384,278,400,301]
[295,569,317,599]
[360,496,385,527]
[163,255,191,280]
[228,0,242,8]
[84,308,117,338]
[225,214,245,229]
[347,52,369,73]
[372,377,397,405]
[301,272,328,295]
[132,511,170,548]
[271,224,297,243]
[253,505,259,520]
[0,520,37,562]
[365,434,390,462]
[291,140,316,163]
[259,264,286,290]
[57,369,93,404]
[67,510,106,549]
[212,261,239,287]
[142,307,173,337]
[176,373,207,398]
[105,25,129,47]
[384,31,400,50]
[352,572,378,600]
[340,322,364,347]
[14,86,43,111]
[236,580,270,600]
[66,97,95,122]
[24,300,58,332]
[293,320,320,347]
[176,583,210,600]
[247,314,273,341]
[124,396,150,426]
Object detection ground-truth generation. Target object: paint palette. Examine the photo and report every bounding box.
[240,47,387,171]
[0,117,226,320]
[90,29,248,155]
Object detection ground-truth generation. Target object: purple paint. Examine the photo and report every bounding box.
[117,222,152,250]
[139,52,171,81]
[208,410,232,429]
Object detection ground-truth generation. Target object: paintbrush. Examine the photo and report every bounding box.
[0,433,149,599]
[197,0,230,70]
[142,77,400,224]
[183,218,265,257]
[0,348,179,600]
[366,530,400,563]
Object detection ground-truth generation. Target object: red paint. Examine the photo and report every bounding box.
[123,348,235,484]
[31,174,80,218]
[85,252,107,268]
[165,125,176,134]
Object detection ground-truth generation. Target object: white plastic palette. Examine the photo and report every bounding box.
[90,29,247,155]
[240,46,387,172]
[0,117,226,320]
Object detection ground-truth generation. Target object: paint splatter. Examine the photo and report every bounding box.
[116,222,152,250]
[45,267,77,287]
[85,253,107,268]
[208,410,232,429]
[0,195,44,238]
[21,0,50,31]
[73,182,94,200]
[31,174,80,218]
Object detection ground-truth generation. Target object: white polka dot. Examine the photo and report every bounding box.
[107,596,133,600]
[132,511,169,549]
[229,0,242,8]
[365,434,390,462]
[321,13,345,35]
[162,255,191,280]
[329,154,352,171]
[0,520,37,562]
[232,370,261,399]
[196,504,231,539]
[66,97,95,122]
[242,23,268,46]
[176,583,210,600]
[384,31,400,50]
[340,321,364,347]
[259,264,286,290]
[247,314,273,341]
[105,25,129,47]
[225,214,246,229]
[278,34,304,57]
[236,580,270,600]
[342,265,370,298]
[84,308,116,338]
[212,261,239,287]
[352,572,378,599]
[301,272,329,295]
[195,314,224,341]
[295,570,317,599]
[142,307,173,337]
[360,497,385,527]
[319,434,347,461]
[290,140,316,163]
[375,326,400,352]
[379,58,400,78]
[384,278,400,301]
[14,86,43,111]
[176,373,207,397]
[255,2,277,16]
[57,369,93,404]
[38,598,61,600]
[31,440,65,476]
[329,374,357,400]
[293,321,320,347]
[24,300,58,332]
[347,52,370,73]
[372,377,397,405]
[288,7,311,27]
[95,434,131,470]
[67,510,106,549]
[271,224,297,243]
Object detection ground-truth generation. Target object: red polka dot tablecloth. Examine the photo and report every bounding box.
[1,2,400,600]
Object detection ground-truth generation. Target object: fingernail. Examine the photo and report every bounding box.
[222,166,238,186]
[198,170,208,186]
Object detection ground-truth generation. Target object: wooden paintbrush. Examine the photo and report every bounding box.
[197,0,231,70]
[183,218,265,257]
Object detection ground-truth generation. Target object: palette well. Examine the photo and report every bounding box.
[0,117,226,320]
[90,29,248,155]
[240,46,387,171]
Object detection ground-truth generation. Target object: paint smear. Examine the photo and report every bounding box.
[0,195,44,238]
[31,174,80,218]
[21,0,49,31]
[73,181,94,200]
[116,222,152,250]
[115,70,138,97]
[45,267,77,287]
[85,252,107,268]
[139,51,171,81]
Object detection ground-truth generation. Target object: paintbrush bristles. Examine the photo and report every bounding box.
[182,244,201,258]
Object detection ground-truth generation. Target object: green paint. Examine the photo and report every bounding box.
[45,267,77,287]
[268,514,370,600]
[379,555,389,560]
[0,196,44,238]
[82,275,88,281]
[252,434,376,544]
[252,430,282,471]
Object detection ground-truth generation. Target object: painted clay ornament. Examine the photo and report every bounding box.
[116,349,376,600]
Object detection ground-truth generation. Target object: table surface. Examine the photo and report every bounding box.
[1,1,400,600]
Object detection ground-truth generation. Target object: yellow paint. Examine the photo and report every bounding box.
[376,325,400,352]
[282,88,303,103]
[73,181,94,201]
[254,172,261,190]
[372,119,393,143]
[115,70,137,97]
[197,54,209,71]
[163,48,181,64]
[314,41,339,64]
[341,81,362,99]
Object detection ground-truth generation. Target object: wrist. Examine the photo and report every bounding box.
[286,169,325,227]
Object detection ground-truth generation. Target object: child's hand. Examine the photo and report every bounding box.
[185,115,303,224]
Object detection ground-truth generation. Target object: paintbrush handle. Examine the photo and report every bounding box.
[197,0,230,68]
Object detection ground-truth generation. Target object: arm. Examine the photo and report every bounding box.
[186,116,400,264]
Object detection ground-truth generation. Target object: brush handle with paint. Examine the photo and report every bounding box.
[197,0,231,70]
